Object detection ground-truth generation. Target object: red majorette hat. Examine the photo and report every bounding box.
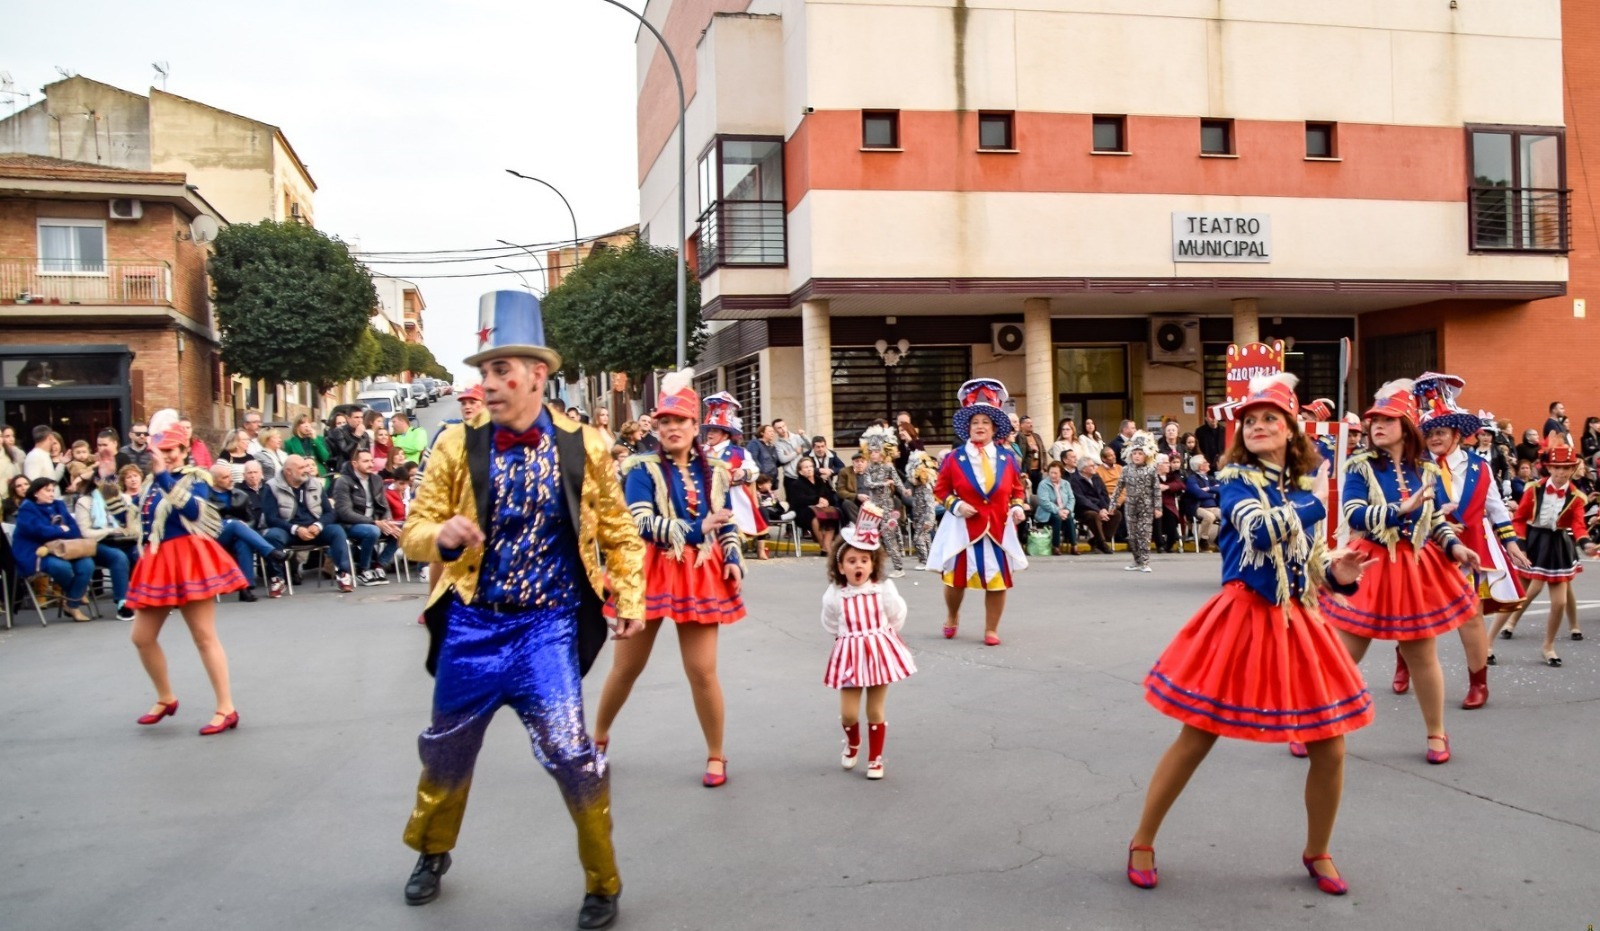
[1365,379,1418,423]
[839,502,885,553]
[653,369,700,421]
[1303,398,1334,423]
[1546,445,1579,466]
[1237,372,1300,421]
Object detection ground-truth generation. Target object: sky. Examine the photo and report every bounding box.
[5,0,646,384]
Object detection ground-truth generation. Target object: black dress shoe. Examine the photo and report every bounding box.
[269,549,292,564]
[238,588,258,603]
[404,852,451,906]
[576,893,619,930]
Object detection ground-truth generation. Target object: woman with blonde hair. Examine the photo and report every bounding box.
[254,428,289,480]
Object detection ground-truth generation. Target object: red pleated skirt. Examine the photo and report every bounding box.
[1318,538,1475,641]
[126,534,249,608]
[605,545,746,625]
[1145,582,1374,744]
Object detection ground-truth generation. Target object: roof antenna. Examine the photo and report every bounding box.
[152,61,170,91]
[54,65,75,80]
[0,72,31,114]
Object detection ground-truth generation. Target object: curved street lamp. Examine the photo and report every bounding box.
[497,238,549,294]
[504,170,582,286]
[495,264,536,295]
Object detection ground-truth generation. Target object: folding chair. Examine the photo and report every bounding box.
[767,517,802,557]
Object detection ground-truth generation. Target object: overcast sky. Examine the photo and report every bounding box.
[6,0,644,383]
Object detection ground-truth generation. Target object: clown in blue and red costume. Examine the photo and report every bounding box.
[702,391,768,539]
[1386,372,1530,709]
[925,378,1028,646]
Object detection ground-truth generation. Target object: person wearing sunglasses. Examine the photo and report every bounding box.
[118,423,156,474]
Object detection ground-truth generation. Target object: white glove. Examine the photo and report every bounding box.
[952,501,978,519]
[1009,506,1026,524]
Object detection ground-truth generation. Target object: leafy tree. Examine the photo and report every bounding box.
[210,221,377,398]
[374,330,411,379]
[405,342,440,378]
[541,236,704,389]
[332,328,382,384]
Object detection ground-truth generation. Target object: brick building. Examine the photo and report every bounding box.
[638,1,1587,445]
[0,156,228,445]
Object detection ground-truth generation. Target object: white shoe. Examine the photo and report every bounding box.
[889,569,905,579]
[913,563,927,571]
[842,742,860,770]
[1124,565,1140,571]
[1140,565,1152,573]
[866,758,884,780]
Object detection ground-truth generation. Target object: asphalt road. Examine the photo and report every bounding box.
[3,439,1597,930]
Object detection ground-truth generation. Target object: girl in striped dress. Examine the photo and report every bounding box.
[823,503,916,780]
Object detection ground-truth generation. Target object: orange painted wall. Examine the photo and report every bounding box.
[637,0,753,183]
[787,111,1466,206]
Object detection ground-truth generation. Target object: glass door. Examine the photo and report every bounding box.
[1055,346,1129,441]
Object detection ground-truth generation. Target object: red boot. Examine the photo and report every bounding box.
[1391,646,1410,695]
[841,722,861,770]
[1461,666,1488,710]
[866,723,886,780]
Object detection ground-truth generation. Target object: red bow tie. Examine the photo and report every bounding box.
[494,425,545,452]
[1545,484,1567,499]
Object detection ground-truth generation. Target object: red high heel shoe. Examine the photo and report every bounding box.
[137,699,178,726]
[199,710,239,736]
[1126,843,1158,890]
[1288,741,1309,758]
[983,631,1001,646]
[702,757,728,788]
[1302,854,1348,895]
[942,625,957,639]
[1425,733,1450,764]
[1391,646,1410,694]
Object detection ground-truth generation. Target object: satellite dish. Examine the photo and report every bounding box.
[190,215,219,244]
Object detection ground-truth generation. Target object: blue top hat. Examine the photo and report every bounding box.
[952,378,1013,443]
[463,290,563,371]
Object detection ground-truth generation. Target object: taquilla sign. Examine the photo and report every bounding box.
[1172,212,1272,263]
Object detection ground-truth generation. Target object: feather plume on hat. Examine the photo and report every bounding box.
[660,368,694,397]
[1372,378,1415,400]
[1247,372,1300,395]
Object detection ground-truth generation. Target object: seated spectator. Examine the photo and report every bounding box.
[4,473,28,522]
[261,454,353,592]
[784,456,842,554]
[66,439,95,487]
[1515,429,1543,470]
[255,428,290,481]
[385,446,409,478]
[73,476,141,586]
[116,464,145,516]
[209,462,289,601]
[390,413,428,465]
[218,429,256,487]
[1155,454,1186,553]
[12,477,98,621]
[384,461,416,523]
[371,423,393,470]
[181,417,214,468]
[91,429,122,484]
[618,420,644,456]
[1185,455,1222,551]
[329,448,400,585]
[751,473,793,560]
[1510,459,1534,501]
[325,409,369,475]
[1032,460,1077,555]
[837,453,868,526]
[1069,458,1121,554]
[118,422,155,474]
[1,422,26,474]
[284,415,332,476]
[804,436,845,486]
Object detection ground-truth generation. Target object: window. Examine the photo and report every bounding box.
[1092,115,1126,153]
[1306,122,1336,158]
[37,220,106,273]
[728,356,761,426]
[1363,332,1436,401]
[696,136,786,274]
[1469,125,1568,252]
[978,112,1014,150]
[1200,119,1234,155]
[862,111,899,149]
[830,346,971,447]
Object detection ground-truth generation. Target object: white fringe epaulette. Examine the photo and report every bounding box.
[1342,451,1431,562]
[145,468,222,554]
[1217,464,1327,621]
[624,452,731,562]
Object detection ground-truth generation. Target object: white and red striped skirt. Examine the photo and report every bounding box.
[823,591,917,689]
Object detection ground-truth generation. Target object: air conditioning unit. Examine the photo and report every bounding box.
[109,198,143,220]
[991,322,1026,356]
[1149,316,1201,363]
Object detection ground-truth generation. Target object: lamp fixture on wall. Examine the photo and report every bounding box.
[875,338,911,367]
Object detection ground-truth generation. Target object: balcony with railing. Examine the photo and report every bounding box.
[696,200,786,276]
[1469,187,1570,253]
[0,259,174,306]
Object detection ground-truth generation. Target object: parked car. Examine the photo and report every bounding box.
[410,382,430,408]
[369,381,416,416]
[355,390,402,427]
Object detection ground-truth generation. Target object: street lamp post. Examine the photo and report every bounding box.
[568,0,688,371]
[505,170,582,287]
[497,239,549,294]
[495,264,536,295]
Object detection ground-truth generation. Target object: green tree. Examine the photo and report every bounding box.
[332,328,382,384]
[210,220,377,398]
[374,330,411,379]
[541,236,704,388]
[405,342,440,378]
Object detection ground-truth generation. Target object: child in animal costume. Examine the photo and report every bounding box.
[1117,432,1161,572]
[905,448,939,568]
[858,426,906,576]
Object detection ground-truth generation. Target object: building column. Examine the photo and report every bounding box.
[1023,298,1055,425]
[1231,298,1260,345]
[801,299,833,439]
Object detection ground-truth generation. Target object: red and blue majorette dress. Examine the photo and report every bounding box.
[925,379,1029,590]
[607,371,746,625]
[1146,373,1374,744]
[1316,382,1475,640]
[1145,461,1375,743]
[1512,450,1590,583]
[126,465,248,608]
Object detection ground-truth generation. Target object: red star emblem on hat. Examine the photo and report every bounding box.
[475,325,494,346]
